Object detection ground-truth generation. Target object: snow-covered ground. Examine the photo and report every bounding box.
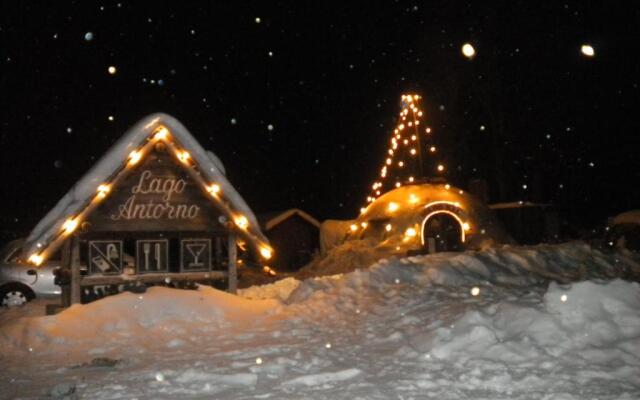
[1,242,640,399]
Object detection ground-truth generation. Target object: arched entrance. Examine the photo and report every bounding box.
[421,212,464,253]
[420,201,468,253]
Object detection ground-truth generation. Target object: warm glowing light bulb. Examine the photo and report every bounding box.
[361,222,368,228]
[405,227,417,238]
[398,161,404,167]
[398,124,405,130]
[62,218,78,234]
[437,164,445,172]
[350,224,358,232]
[388,202,399,212]
[96,184,111,198]
[385,224,392,232]
[235,215,249,229]
[462,222,470,231]
[177,150,191,163]
[430,146,436,152]
[260,246,273,259]
[29,254,43,266]
[408,176,414,182]
[128,150,142,166]
[207,184,221,196]
[410,148,417,155]
[462,43,476,58]
[581,44,595,57]
[471,286,480,296]
[409,194,418,204]
[360,207,366,214]
[153,127,169,140]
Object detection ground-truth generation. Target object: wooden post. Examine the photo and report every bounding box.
[227,233,237,294]
[70,236,82,305]
[215,236,222,269]
[60,239,71,307]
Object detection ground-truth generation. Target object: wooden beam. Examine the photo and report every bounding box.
[227,233,237,294]
[60,239,71,307]
[80,271,227,286]
[70,236,81,304]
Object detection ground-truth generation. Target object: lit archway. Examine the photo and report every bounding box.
[420,202,469,253]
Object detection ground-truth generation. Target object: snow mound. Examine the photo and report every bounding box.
[289,242,637,304]
[2,242,640,399]
[426,280,640,362]
[239,277,301,301]
[0,285,280,353]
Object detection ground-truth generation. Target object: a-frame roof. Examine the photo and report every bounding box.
[24,113,272,265]
[261,209,321,231]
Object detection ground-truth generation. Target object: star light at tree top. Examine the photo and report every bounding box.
[362,94,443,212]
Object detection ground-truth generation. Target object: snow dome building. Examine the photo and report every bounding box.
[343,183,513,254]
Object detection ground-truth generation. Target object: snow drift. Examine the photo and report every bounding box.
[1,242,640,399]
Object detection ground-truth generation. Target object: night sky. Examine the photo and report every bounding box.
[1,1,639,240]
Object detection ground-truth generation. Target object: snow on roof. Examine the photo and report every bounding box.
[263,209,321,231]
[611,210,640,226]
[23,113,271,263]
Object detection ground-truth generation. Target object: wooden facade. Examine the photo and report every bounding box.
[260,209,320,271]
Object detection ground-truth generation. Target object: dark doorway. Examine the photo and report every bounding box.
[422,213,463,253]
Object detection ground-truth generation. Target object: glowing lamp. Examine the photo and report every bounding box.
[430,146,436,152]
[387,202,399,212]
[62,218,78,234]
[360,222,368,228]
[259,246,273,260]
[207,184,221,196]
[410,148,417,155]
[409,194,418,204]
[96,184,111,198]
[234,215,249,229]
[128,150,142,166]
[385,224,392,232]
[462,43,476,58]
[28,254,43,266]
[177,150,191,164]
[581,44,595,57]
[405,227,417,238]
[437,164,445,172]
[350,224,358,232]
[462,222,470,231]
[153,127,169,141]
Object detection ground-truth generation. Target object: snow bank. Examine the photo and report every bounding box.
[290,242,637,304]
[0,285,280,353]
[2,242,640,399]
[425,280,640,362]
